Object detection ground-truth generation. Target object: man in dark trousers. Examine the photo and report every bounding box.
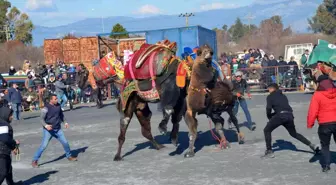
[8,83,22,121]
[262,83,320,158]
[32,94,77,168]
[0,103,20,185]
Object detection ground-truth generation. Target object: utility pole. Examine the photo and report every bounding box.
[179,13,195,27]
[244,12,255,30]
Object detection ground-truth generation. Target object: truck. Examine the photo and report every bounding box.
[284,43,314,66]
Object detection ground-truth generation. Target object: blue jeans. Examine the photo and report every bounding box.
[57,93,68,108]
[32,129,72,161]
[11,103,21,120]
[233,98,253,126]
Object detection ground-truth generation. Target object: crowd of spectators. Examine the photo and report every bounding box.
[218,48,309,91]
[0,60,119,115]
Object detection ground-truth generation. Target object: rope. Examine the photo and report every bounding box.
[207,116,224,149]
[14,144,20,161]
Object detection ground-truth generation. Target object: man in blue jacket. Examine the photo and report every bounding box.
[32,94,77,168]
[0,104,20,185]
[8,83,22,120]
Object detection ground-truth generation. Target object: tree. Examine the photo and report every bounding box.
[7,7,34,44]
[308,0,336,35]
[63,33,77,39]
[110,23,129,39]
[212,27,219,31]
[0,0,11,42]
[222,24,228,31]
[228,18,244,42]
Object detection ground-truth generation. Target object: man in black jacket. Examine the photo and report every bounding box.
[262,83,320,158]
[0,104,20,185]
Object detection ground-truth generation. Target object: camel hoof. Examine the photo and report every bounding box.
[171,138,178,147]
[158,125,168,135]
[222,142,230,149]
[184,151,195,158]
[113,155,123,161]
[156,144,165,150]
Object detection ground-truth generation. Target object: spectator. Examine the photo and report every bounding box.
[55,75,68,111]
[267,55,278,84]
[288,56,299,76]
[24,87,39,111]
[278,56,288,83]
[231,57,239,74]
[76,64,89,103]
[8,66,16,76]
[0,73,6,88]
[25,73,35,89]
[248,68,261,81]
[300,49,310,66]
[8,83,22,121]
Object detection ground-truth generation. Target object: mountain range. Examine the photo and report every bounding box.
[31,0,322,46]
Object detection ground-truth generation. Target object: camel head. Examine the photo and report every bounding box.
[197,44,214,61]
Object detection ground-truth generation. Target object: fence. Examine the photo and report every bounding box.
[221,64,305,92]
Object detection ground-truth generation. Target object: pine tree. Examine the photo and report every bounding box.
[308,0,336,35]
[110,23,129,39]
[228,18,244,42]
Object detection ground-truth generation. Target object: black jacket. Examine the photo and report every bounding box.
[266,90,293,119]
[0,106,16,156]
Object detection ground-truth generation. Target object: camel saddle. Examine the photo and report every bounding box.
[124,41,177,80]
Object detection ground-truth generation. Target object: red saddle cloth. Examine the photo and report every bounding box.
[124,44,159,80]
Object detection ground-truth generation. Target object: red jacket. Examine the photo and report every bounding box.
[307,88,336,128]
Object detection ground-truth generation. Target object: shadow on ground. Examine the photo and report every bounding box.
[272,139,315,154]
[39,146,88,166]
[19,170,58,185]
[122,129,240,158]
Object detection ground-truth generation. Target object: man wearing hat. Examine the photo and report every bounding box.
[262,83,319,158]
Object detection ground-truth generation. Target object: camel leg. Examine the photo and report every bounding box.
[227,108,245,144]
[210,113,230,149]
[158,110,171,135]
[184,109,198,158]
[113,98,135,161]
[170,97,186,146]
[136,101,164,150]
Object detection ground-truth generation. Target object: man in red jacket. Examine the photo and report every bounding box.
[307,78,336,172]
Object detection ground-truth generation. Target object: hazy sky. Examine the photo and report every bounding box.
[9,0,267,27]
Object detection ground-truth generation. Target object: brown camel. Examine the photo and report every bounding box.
[183,45,244,158]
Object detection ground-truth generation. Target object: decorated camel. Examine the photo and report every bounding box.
[113,40,190,161]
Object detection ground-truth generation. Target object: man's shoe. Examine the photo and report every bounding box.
[261,150,275,159]
[68,156,77,161]
[322,165,330,173]
[32,161,38,168]
[250,123,257,131]
[309,144,320,154]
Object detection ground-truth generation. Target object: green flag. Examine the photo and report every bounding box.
[306,39,336,67]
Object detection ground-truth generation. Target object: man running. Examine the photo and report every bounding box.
[32,94,77,168]
[262,83,320,158]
